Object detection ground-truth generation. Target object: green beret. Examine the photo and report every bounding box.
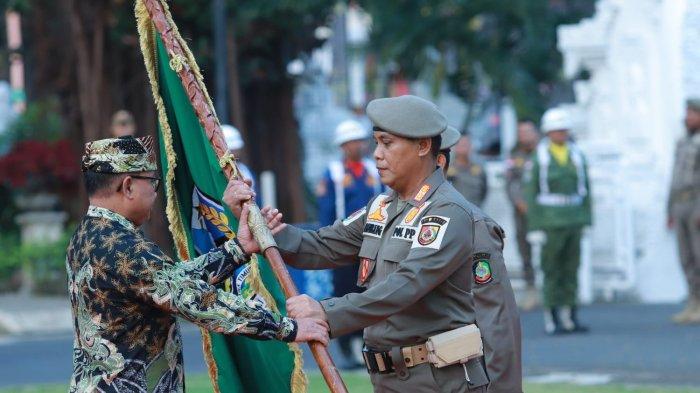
[687,98,700,111]
[81,136,157,173]
[367,95,447,138]
[440,126,461,150]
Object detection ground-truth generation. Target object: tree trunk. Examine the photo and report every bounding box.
[244,79,306,222]
[226,27,248,161]
[66,0,107,142]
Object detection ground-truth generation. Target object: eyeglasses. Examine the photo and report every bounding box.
[130,174,161,191]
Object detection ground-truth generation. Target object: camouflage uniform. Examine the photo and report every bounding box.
[668,133,700,304]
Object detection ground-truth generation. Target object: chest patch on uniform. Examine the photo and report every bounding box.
[343,207,366,226]
[363,222,385,237]
[391,225,417,241]
[472,253,493,285]
[411,215,450,249]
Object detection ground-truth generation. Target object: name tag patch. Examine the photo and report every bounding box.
[391,225,417,241]
[411,215,450,249]
[363,222,385,238]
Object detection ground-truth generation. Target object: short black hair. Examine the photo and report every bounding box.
[440,149,451,169]
[430,134,442,158]
[83,171,122,197]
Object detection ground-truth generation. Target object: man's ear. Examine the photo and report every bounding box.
[417,137,432,157]
[121,176,134,199]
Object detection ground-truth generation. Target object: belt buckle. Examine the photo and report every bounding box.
[362,346,394,374]
[401,344,427,368]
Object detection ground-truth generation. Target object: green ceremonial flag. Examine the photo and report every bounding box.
[136,3,305,392]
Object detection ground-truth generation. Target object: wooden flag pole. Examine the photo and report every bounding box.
[139,1,348,392]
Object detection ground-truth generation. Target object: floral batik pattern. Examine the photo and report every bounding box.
[66,206,297,392]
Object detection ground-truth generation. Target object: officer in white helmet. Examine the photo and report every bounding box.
[524,106,592,335]
[222,124,257,192]
[315,119,382,368]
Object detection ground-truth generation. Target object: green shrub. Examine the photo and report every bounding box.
[0,228,73,294]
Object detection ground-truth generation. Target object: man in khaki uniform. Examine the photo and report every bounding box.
[447,134,488,207]
[505,120,540,309]
[437,126,462,173]
[668,98,700,324]
[230,96,522,392]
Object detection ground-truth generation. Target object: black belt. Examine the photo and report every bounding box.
[362,346,395,374]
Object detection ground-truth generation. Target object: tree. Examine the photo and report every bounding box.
[360,0,594,121]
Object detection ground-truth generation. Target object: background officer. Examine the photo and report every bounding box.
[447,134,488,207]
[229,95,522,393]
[437,125,461,173]
[667,98,700,324]
[525,107,592,335]
[316,119,382,367]
[506,120,540,310]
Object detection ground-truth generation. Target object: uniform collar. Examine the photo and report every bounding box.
[87,205,137,232]
[385,167,445,207]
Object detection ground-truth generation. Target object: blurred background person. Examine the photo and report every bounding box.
[314,119,381,368]
[437,125,461,174]
[667,98,700,324]
[506,119,541,310]
[222,124,256,189]
[109,110,136,138]
[446,134,488,207]
[526,107,591,335]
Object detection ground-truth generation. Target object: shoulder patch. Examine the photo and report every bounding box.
[411,215,450,249]
[367,195,390,223]
[414,184,431,202]
[472,253,493,285]
[343,207,366,226]
[403,201,432,225]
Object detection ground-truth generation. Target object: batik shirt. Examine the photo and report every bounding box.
[66,206,296,392]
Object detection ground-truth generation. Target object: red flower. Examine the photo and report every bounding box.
[0,138,80,192]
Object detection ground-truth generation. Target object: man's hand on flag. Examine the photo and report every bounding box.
[224,179,287,255]
[287,294,328,322]
[223,179,255,217]
[294,318,330,346]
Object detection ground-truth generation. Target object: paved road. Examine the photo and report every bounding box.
[1,303,699,388]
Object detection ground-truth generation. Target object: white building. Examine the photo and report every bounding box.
[550,0,699,303]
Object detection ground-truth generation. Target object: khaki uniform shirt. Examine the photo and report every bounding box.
[505,146,533,207]
[276,169,522,392]
[447,161,488,207]
[668,133,700,216]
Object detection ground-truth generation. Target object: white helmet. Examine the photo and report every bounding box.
[221,124,244,150]
[540,107,573,133]
[334,120,367,146]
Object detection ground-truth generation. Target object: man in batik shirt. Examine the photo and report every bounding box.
[67,136,328,392]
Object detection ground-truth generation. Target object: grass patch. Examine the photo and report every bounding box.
[1,372,698,393]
